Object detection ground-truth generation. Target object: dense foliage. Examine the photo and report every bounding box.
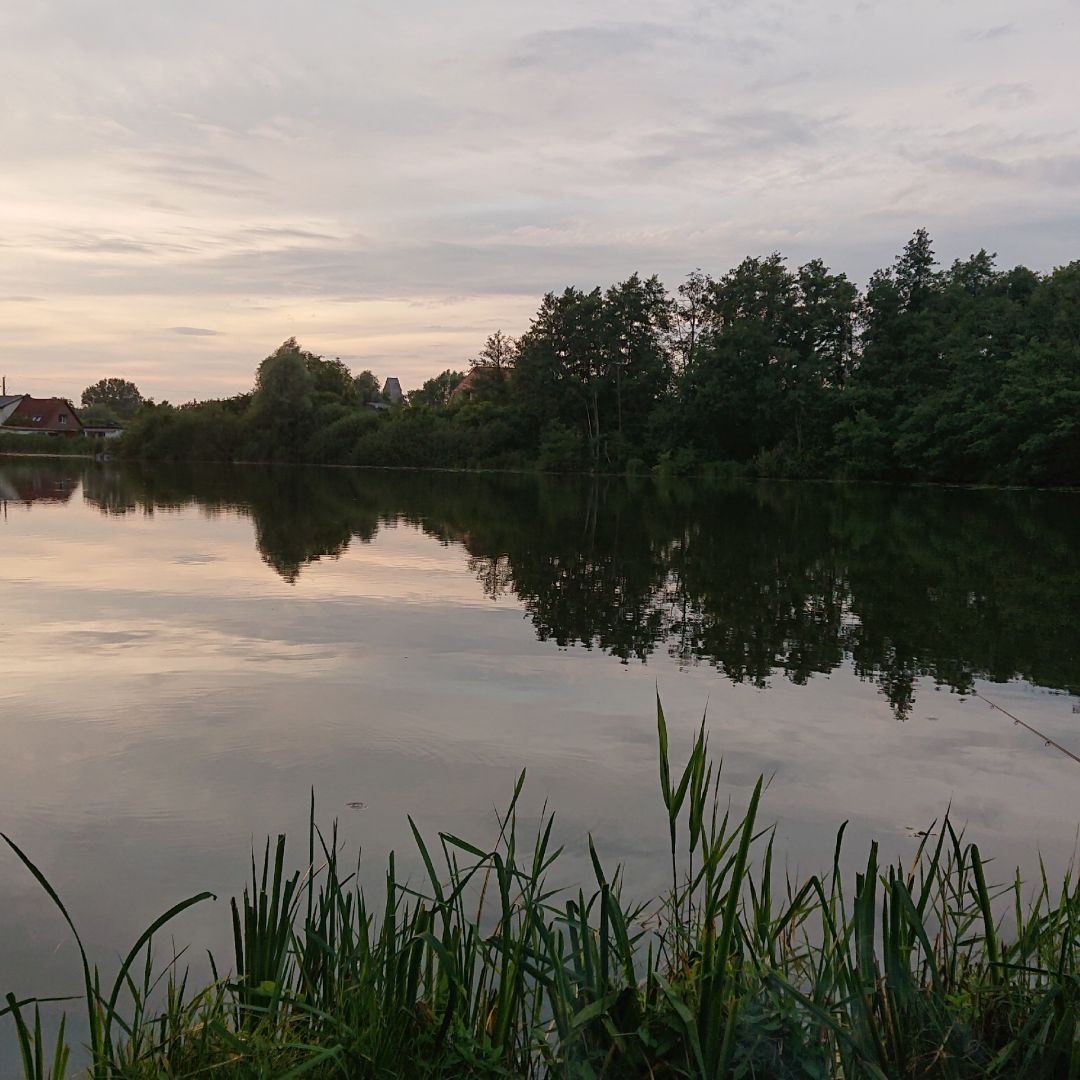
[118,233,1080,486]
[0,432,96,456]
[80,379,144,424]
[6,699,1080,1078]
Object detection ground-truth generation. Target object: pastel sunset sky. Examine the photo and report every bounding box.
[2,0,1077,402]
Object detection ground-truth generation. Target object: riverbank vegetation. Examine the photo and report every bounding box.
[5,699,1080,1077]
[116,230,1080,486]
[0,433,96,457]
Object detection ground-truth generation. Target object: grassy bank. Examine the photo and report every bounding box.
[5,699,1079,1078]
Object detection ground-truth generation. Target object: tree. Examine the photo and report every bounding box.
[81,378,144,419]
[306,355,359,407]
[514,287,609,466]
[247,338,317,460]
[475,330,517,371]
[448,332,518,406]
[514,278,672,467]
[354,370,382,403]
[602,273,672,447]
[671,254,797,463]
[98,232,1080,486]
[1003,261,1080,484]
[786,259,858,453]
[840,230,944,477]
[894,226,939,311]
[672,269,712,375]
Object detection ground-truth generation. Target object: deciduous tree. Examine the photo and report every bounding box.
[81,378,144,419]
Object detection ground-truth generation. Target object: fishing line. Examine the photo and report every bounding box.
[972,690,1080,766]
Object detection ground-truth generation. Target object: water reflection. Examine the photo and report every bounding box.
[20,457,1076,718]
[0,459,78,505]
[2,456,1078,1073]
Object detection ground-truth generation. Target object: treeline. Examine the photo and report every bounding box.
[121,230,1080,485]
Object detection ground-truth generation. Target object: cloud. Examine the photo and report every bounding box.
[913,147,1080,190]
[511,21,690,67]
[963,82,1037,109]
[966,23,1016,42]
[66,235,168,256]
[1037,156,1080,187]
[0,0,1075,401]
[629,106,839,177]
[136,150,268,199]
[511,19,772,72]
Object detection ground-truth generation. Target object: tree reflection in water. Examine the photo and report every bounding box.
[42,458,1079,717]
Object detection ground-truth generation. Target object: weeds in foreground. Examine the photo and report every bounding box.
[4,697,1080,1077]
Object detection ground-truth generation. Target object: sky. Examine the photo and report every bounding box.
[1,0,1077,403]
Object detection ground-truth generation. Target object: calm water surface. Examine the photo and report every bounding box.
[1,458,1078,1062]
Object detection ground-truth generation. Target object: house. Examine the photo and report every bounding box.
[83,424,123,440]
[450,365,511,403]
[1,395,84,437]
[382,377,403,405]
[0,395,23,425]
[365,377,403,410]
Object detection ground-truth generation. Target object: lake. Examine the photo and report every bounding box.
[1,457,1079,1064]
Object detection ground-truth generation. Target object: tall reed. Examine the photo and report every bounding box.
[4,695,1079,1077]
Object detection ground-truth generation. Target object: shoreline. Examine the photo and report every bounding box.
[6,448,1077,494]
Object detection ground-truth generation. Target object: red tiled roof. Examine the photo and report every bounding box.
[4,397,83,433]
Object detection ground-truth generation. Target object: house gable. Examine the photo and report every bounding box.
[3,396,84,435]
[0,395,23,425]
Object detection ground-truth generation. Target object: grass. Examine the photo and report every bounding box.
[4,696,1080,1078]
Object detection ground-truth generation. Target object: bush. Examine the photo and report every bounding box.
[122,404,244,462]
[537,422,587,472]
[745,443,828,480]
[305,411,380,465]
[0,433,95,456]
[701,459,747,480]
[652,446,697,480]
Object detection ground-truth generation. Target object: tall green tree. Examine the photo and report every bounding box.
[837,229,944,477]
[602,273,672,459]
[514,287,608,465]
[672,269,712,376]
[457,331,517,404]
[1005,261,1080,484]
[672,254,796,462]
[81,378,144,419]
[514,278,671,467]
[475,330,516,371]
[786,259,858,454]
[354,370,382,403]
[305,356,360,408]
[247,338,317,460]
